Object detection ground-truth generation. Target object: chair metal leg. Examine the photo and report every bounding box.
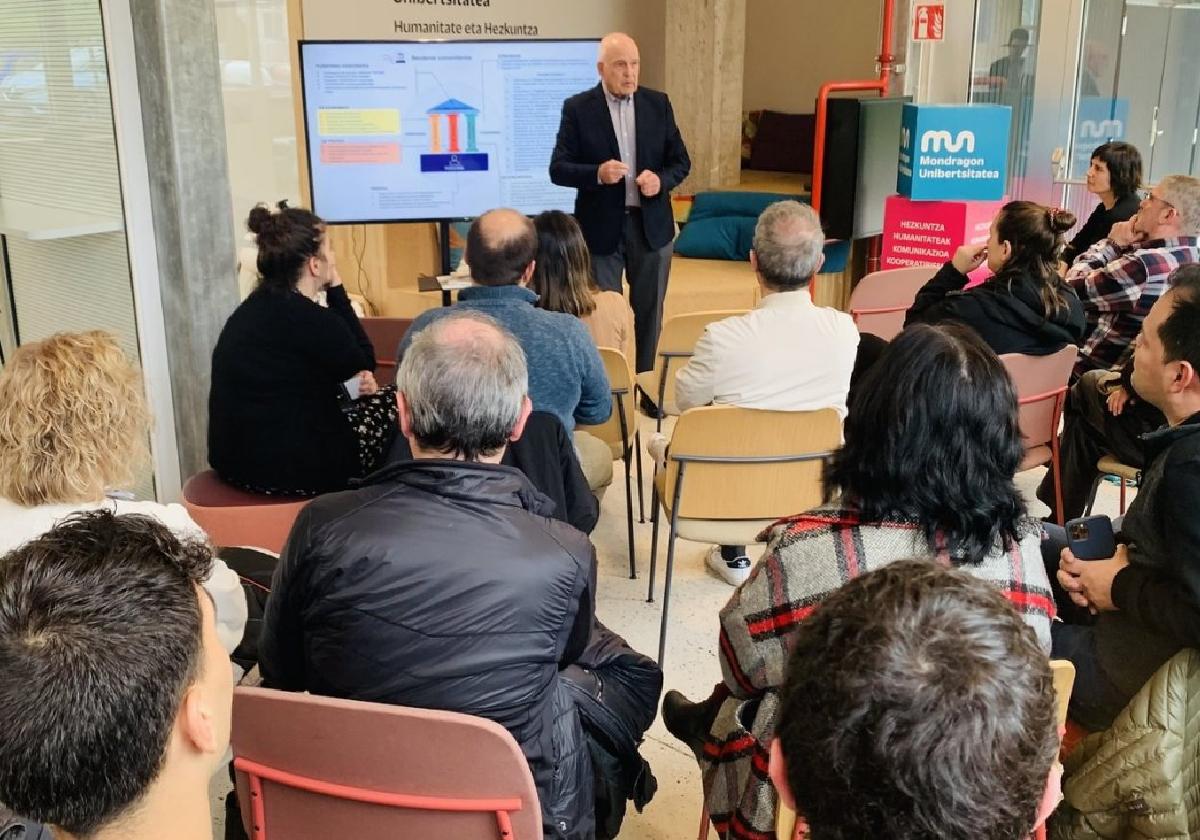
[647,482,660,603]
[1119,477,1127,514]
[622,447,636,579]
[657,512,679,665]
[635,429,645,523]
[1052,444,1065,527]
[1083,474,1102,517]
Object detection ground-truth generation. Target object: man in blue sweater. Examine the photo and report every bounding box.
[400,208,611,432]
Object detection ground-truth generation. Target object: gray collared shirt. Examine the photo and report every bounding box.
[603,87,639,208]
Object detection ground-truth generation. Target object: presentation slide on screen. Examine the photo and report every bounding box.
[299,40,599,223]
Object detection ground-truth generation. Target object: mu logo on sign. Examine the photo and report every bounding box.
[1079,119,1124,140]
[920,130,976,153]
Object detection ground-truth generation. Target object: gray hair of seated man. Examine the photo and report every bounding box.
[752,200,825,290]
[396,310,529,460]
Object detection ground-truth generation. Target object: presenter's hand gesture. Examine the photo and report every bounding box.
[951,244,987,274]
[636,169,661,197]
[598,160,629,185]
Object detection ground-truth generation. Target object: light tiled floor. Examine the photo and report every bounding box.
[210,412,1133,839]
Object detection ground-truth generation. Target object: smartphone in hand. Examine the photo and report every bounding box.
[342,374,362,401]
[1065,515,1116,560]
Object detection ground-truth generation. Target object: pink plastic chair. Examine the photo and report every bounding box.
[181,471,310,554]
[1001,346,1078,526]
[847,266,933,340]
[359,317,414,387]
[231,687,541,840]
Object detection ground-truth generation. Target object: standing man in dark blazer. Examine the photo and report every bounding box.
[550,32,691,400]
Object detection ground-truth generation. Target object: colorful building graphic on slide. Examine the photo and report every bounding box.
[421,98,489,172]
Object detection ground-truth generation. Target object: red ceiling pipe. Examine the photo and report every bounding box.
[811,0,897,213]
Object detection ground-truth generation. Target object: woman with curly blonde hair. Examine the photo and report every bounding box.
[0,331,246,663]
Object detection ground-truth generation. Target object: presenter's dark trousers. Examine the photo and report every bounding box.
[591,208,672,374]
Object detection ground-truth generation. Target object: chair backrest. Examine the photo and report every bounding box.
[1000,346,1078,450]
[231,687,541,840]
[360,317,414,387]
[1050,659,1076,729]
[664,406,841,519]
[847,266,931,341]
[648,310,748,409]
[182,470,310,554]
[577,347,635,458]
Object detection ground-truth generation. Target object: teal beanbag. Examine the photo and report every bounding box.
[675,216,755,260]
[687,190,807,222]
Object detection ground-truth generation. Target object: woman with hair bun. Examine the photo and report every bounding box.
[906,200,1086,356]
[208,203,395,496]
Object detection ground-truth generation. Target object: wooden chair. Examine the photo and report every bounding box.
[182,470,311,554]
[1084,455,1140,516]
[634,310,748,431]
[647,406,841,664]
[359,317,414,387]
[232,687,540,840]
[577,347,644,577]
[1001,346,1078,526]
[847,266,931,341]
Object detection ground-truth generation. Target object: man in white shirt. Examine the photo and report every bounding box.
[671,200,859,584]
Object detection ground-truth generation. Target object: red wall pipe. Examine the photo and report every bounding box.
[810,0,897,213]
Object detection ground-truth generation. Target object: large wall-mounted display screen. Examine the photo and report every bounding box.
[299,39,599,223]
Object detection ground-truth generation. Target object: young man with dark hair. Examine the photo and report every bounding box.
[0,511,233,840]
[769,559,1059,840]
[1047,271,1200,730]
[398,207,611,433]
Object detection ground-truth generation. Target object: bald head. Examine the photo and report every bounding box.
[397,311,529,461]
[598,32,640,97]
[466,208,537,286]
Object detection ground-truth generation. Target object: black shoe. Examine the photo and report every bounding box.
[662,690,708,760]
[639,392,664,419]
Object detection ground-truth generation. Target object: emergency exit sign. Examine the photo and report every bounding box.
[913,4,945,41]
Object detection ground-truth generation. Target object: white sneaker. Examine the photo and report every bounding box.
[706,545,751,587]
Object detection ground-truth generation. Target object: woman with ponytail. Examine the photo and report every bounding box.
[906,201,1086,356]
[208,203,396,496]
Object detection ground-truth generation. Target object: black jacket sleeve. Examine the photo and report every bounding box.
[657,96,691,193]
[561,546,597,668]
[326,285,377,371]
[258,506,316,691]
[905,262,971,326]
[1114,458,1200,646]
[549,97,603,191]
[557,422,600,535]
[293,287,376,382]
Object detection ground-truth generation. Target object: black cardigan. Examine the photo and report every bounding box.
[1061,193,1141,265]
[208,285,375,494]
[905,263,1086,357]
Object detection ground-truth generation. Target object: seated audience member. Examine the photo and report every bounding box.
[669,200,859,585]
[1066,174,1200,378]
[906,201,1086,356]
[1061,142,1143,266]
[662,323,1055,840]
[262,312,658,840]
[1045,272,1200,731]
[0,511,233,840]
[399,208,612,432]
[388,409,599,534]
[1036,265,1200,521]
[0,331,247,668]
[209,202,395,496]
[769,560,1060,840]
[532,209,636,366]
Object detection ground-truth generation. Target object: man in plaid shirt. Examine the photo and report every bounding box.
[1066,174,1200,379]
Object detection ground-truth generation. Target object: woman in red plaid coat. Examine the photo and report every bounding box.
[664,324,1056,840]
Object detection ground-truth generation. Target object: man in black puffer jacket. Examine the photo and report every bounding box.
[260,311,599,838]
